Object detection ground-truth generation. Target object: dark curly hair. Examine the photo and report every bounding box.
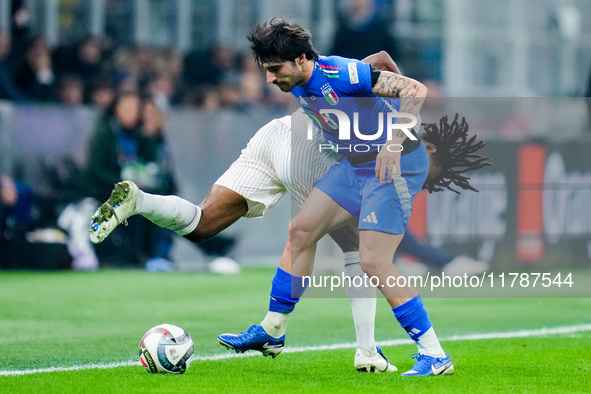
[248,17,319,69]
[422,114,492,194]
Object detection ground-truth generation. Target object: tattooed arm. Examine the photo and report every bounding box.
[371,71,428,183]
[372,70,427,120]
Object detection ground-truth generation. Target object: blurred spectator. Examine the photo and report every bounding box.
[184,43,241,88]
[133,45,156,86]
[152,48,185,104]
[10,0,31,58]
[331,0,399,61]
[136,97,176,270]
[82,91,145,200]
[80,90,158,266]
[53,35,106,92]
[139,99,176,194]
[108,46,143,93]
[140,97,238,272]
[237,55,267,111]
[145,72,177,112]
[115,72,139,94]
[0,173,34,242]
[57,74,84,107]
[13,35,55,101]
[182,85,222,110]
[160,49,184,81]
[0,30,26,101]
[217,82,242,109]
[87,77,116,110]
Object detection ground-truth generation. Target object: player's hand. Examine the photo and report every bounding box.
[375,146,402,183]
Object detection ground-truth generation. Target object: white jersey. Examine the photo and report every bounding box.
[215,109,341,218]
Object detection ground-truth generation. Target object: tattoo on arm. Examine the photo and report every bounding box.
[373,72,420,97]
[372,71,426,129]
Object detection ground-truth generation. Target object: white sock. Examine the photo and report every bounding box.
[135,191,201,236]
[344,251,377,353]
[260,311,290,338]
[415,327,446,358]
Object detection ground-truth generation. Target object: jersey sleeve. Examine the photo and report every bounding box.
[342,58,373,95]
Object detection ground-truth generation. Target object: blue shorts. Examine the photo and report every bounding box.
[314,143,429,234]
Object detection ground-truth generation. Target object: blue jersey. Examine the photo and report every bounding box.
[291,56,400,157]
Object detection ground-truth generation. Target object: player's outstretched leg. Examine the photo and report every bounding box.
[90,181,202,244]
[217,324,285,358]
[90,181,140,243]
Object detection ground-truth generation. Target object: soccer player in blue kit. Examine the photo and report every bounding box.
[218,18,453,377]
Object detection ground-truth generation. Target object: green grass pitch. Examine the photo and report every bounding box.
[1,268,590,393]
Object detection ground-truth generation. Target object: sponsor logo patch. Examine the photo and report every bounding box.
[348,62,359,84]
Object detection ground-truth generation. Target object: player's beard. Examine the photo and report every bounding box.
[275,82,292,92]
[275,71,306,92]
[275,82,295,92]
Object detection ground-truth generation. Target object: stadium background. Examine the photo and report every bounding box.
[0,0,590,270]
[0,1,590,391]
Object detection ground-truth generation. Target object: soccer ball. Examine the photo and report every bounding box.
[139,324,194,374]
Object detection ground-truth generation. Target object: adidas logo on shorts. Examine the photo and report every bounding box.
[362,211,378,224]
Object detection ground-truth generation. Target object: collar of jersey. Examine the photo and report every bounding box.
[299,62,321,90]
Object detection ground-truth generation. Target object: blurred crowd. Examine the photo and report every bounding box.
[0,0,419,271]
[0,0,417,113]
[0,30,296,114]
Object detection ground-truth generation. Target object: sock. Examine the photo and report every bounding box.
[393,296,445,357]
[414,327,445,358]
[136,191,201,236]
[344,251,377,353]
[268,267,309,313]
[260,267,309,339]
[261,311,290,338]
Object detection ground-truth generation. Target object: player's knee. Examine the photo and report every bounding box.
[359,249,384,275]
[359,259,379,276]
[289,217,317,251]
[183,228,209,244]
[183,223,220,244]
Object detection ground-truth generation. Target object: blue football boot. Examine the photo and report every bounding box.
[218,325,284,358]
[400,353,454,376]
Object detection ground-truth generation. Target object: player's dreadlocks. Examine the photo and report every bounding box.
[421,114,492,194]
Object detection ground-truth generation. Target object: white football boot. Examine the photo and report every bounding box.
[354,346,398,373]
[89,181,140,244]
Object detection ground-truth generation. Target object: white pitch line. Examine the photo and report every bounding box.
[2,324,590,376]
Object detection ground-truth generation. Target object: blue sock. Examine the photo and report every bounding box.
[268,267,309,313]
[392,296,432,341]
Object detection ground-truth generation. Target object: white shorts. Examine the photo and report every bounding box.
[215,111,341,218]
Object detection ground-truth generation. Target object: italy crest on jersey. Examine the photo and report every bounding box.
[321,83,339,105]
